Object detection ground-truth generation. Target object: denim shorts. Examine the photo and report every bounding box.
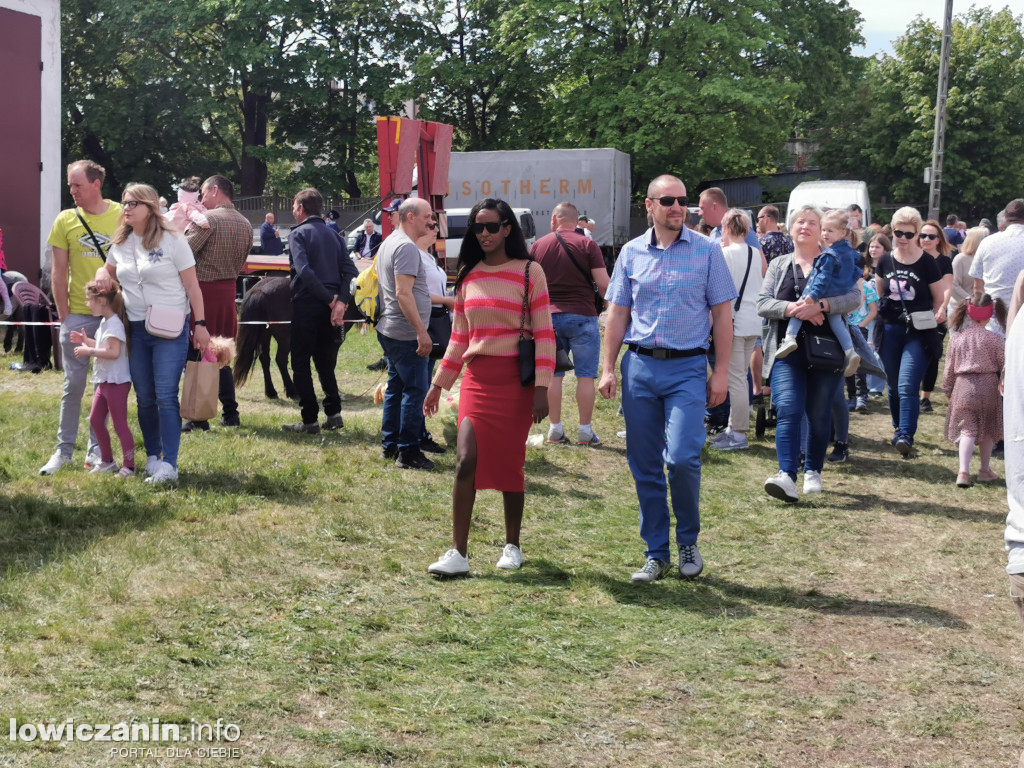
[551,312,600,378]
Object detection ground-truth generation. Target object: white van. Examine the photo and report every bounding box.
[440,207,537,276]
[786,180,870,228]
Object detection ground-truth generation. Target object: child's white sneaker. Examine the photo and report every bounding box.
[775,335,799,359]
[843,350,861,377]
[89,461,118,474]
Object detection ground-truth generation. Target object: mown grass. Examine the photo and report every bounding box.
[0,327,1021,767]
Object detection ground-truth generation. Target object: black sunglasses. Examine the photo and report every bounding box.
[893,229,917,240]
[648,196,688,208]
[918,233,939,241]
[470,221,508,235]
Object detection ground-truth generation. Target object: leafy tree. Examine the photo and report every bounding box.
[815,7,1024,219]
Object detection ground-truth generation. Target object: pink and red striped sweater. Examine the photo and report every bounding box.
[433,259,556,390]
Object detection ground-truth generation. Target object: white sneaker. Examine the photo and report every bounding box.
[39,451,71,476]
[775,335,799,359]
[616,430,628,439]
[83,449,102,470]
[428,548,470,576]
[711,430,748,451]
[803,470,823,494]
[843,350,861,377]
[89,461,118,474]
[764,470,799,503]
[145,455,162,476]
[144,461,178,484]
[496,543,524,570]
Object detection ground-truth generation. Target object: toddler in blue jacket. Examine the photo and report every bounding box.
[775,208,863,376]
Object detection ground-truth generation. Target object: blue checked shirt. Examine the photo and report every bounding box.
[606,227,737,350]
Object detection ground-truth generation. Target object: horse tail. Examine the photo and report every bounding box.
[233,286,269,388]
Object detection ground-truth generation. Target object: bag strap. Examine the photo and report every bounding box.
[518,260,530,342]
[554,231,598,293]
[75,210,109,260]
[734,245,753,312]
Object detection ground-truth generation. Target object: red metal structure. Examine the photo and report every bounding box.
[0,7,42,280]
[375,116,453,260]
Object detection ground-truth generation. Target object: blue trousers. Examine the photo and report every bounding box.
[770,348,842,479]
[621,351,705,562]
[377,333,429,453]
[879,323,930,443]
[128,319,189,468]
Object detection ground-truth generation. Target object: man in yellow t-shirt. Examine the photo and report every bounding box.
[39,160,123,475]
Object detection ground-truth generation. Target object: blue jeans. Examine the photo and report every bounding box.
[621,351,705,562]
[129,320,189,468]
[551,313,600,379]
[770,348,842,479]
[879,323,930,442]
[377,333,429,453]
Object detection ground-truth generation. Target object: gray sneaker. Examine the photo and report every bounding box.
[577,429,602,446]
[631,558,670,583]
[710,430,748,450]
[321,413,344,431]
[678,544,703,579]
[283,420,321,434]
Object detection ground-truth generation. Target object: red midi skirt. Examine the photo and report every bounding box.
[458,355,534,492]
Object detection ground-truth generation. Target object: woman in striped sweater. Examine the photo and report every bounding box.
[424,198,556,576]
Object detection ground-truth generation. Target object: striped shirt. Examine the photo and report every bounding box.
[606,227,737,350]
[186,203,252,282]
[433,259,556,390]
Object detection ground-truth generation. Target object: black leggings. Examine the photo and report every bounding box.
[921,323,948,393]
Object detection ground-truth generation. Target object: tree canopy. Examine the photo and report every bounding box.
[58,0,878,200]
[814,7,1024,220]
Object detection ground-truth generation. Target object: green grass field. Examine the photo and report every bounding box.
[0,328,1020,767]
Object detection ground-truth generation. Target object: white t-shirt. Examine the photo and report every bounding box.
[92,314,131,384]
[968,223,1024,305]
[107,230,196,322]
[721,241,762,336]
[420,248,448,307]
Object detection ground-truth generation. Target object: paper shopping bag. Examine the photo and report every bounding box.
[180,360,219,422]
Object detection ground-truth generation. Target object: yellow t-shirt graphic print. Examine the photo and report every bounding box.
[47,201,122,315]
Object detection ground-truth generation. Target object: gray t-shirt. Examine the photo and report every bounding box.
[376,230,431,341]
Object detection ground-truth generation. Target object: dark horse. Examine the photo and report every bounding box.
[233,277,296,400]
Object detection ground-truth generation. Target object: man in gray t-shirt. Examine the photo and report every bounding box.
[376,198,436,470]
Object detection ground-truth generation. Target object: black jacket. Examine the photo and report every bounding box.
[288,217,359,306]
[352,230,383,258]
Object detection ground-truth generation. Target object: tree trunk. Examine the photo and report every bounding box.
[240,82,270,196]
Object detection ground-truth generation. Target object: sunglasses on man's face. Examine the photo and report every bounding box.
[918,233,939,241]
[470,221,507,235]
[648,196,688,208]
[893,229,917,240]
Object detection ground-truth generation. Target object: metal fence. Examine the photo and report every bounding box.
[234,194,380,232]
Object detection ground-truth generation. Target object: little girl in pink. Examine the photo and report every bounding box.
[943,292,1005,487]
[164,177,210,235]
[71,280,135,476]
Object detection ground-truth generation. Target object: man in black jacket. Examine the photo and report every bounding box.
[351,219,383,260]
[283,188,359,434]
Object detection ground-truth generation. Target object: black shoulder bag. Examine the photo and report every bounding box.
[791,258,844,374]
[518,261,570,385]
[554,231,604,314]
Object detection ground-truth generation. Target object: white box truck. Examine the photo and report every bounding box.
[787,180,871,228]
[444,148,631,250]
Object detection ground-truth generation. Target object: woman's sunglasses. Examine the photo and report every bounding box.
[918,233,939,241]
[470,221,508,235]
[893,229,917,240]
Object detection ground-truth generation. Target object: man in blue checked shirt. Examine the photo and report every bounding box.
[598,174,736,584]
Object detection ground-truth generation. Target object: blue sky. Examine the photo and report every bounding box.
[849,0,1021,55]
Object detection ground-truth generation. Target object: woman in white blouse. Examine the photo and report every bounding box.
[95,183,209,484]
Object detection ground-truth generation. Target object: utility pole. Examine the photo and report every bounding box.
[927,0,954,221]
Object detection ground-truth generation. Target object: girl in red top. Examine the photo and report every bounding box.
[424,199,555,576]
